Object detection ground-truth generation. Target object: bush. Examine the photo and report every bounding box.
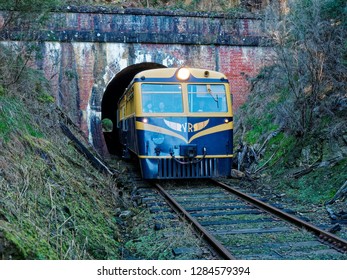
[234,0,347,174]
[261,0,347,137]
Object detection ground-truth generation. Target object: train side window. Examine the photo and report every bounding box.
[122,118,128,132]
[116,109,120,128]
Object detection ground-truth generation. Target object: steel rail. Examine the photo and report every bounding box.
[153,183,236,260]
[213,179,347,253]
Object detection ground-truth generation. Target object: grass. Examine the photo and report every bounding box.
[244,113,279,145]
[234,62,347,206]
[256,132,297,172]
[0,93,122,259]
[286,158,347,204]
[0,40,126,259]
[64,0,246,13]
[124,208,210,260]
[0,97,25,141]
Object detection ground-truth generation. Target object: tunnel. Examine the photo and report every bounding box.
[101,62,167,155]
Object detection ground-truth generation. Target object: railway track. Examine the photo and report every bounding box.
[59,116,347,260]
[135,179,347,260]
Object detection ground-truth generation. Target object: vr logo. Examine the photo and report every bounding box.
[164,119,209,133]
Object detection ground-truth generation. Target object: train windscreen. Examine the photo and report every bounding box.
[188,84,228,113]
[141,84,183,113]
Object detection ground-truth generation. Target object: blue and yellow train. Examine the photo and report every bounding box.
[116,66,233,179]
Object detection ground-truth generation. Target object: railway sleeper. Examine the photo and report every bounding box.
[199,218,276,226]
[210,226,290,235]
[230,240,323,251]
[191,209,263,217]
[172,247,204,257]
[239,249,344,260]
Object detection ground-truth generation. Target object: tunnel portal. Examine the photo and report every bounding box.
[101,62,166,155]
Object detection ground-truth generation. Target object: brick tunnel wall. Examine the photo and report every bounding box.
[0,7,271,154]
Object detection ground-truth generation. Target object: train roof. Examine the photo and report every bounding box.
[133,67,228,81]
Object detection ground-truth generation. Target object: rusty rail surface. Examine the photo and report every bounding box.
[154,183,236,260]
[213,179,347,253]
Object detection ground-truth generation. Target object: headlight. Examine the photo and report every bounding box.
[152,134,165,145]
[176,67,190,81]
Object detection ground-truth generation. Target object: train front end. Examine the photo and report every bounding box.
[134,67,233,179]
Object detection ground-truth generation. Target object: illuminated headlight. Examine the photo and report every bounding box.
[176,67,190,81]
[142,118,148,123]
[224,118,229,123]
[152,134,165,145]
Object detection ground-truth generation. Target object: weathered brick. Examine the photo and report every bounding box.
[0,7,271,153]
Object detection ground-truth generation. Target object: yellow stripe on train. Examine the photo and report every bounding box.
[136,121,233,143]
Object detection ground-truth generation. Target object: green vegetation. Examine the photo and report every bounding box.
[0,91,121,259]
[0,9,122,257]
[0,0,345,260]
[0,85,5,96]
[64,0,246,13]
[0,0,62,11]
[235,0,347,205]
[124,209,207,259]
[0,97,42,140]
[281,158,347,205]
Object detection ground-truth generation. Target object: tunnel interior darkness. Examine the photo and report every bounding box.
[101,62,167,154]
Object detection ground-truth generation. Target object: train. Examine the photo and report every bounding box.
[116,66,233,179]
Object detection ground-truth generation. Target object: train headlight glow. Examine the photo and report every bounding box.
[176,67,190,81]
[142,118,148,123]
[224,118,229,123]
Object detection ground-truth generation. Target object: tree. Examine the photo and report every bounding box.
[262,0,347,137]
[0,0,63,88]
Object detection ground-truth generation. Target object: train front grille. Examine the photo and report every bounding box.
[158,158,217,179]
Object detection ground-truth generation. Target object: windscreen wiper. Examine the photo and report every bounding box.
[207,85,219,108]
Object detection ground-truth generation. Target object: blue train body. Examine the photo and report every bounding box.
[117,67,233,179]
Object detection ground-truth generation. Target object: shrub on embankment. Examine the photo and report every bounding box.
[233,0,347,204]
[0,45,121,259]
[0,0,123,260]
